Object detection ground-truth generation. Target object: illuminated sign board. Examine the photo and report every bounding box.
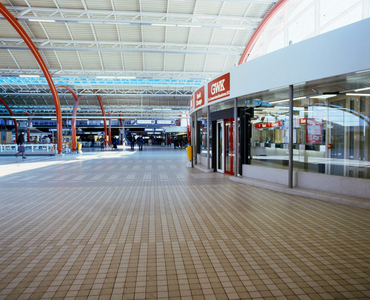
[208,73,230,102]
[194,86,205,109]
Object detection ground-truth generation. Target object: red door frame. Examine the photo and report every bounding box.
[224,118,234,175]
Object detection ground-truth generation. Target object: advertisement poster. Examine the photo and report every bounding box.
[194,86,205,109]
[190,95,193,111]
[306,118,323,144]
[208,73,230,102]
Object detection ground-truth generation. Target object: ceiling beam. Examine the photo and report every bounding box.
[0,44,242,56]
[3,6,263,29]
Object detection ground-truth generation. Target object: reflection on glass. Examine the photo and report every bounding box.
[250,95,370,179]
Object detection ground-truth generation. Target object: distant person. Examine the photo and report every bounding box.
[100,137,105,150]
[15,131,26,159]
[130,134,135,150]
[45,136,51,143]
[112,137,117,150]
[138,135,143,151]
[167,137,171,147]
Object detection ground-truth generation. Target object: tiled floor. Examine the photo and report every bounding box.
[0,146,369,300]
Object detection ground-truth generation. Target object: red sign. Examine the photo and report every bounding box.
[208,73,230,102]
[254,120,283,129]
[194,86,205,109]
[296,117,306,125]
[190,95,194,111]
[306,118,323,144]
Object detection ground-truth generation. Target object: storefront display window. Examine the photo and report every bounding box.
[248,88,370,179]
[197,109,208,157]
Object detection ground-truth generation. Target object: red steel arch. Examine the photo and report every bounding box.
[0,3,63,154]
[56,85,82,152]
[238,0,289,65]
[94,90,108,147]
[0,97,18,142]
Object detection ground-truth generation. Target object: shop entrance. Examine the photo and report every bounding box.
[216,118,234,175]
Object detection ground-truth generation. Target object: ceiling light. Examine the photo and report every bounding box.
[19,75,40,78]
[96,76,116,79]
[308,94,337,99]
[178,24,201,28]
[222,27,243,30]
[346,93,370,97]
[153,108,172,111]
[116,76,136,79]
[354,87,370,92]
[29,19,55,22]
[152,23,175,27]
[269,96,306,104]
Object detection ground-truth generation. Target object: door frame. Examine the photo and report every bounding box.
[216,120,224,173]
[224,118,234,175]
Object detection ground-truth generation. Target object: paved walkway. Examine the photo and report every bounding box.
[0,146,369,299]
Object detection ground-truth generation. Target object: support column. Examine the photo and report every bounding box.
[234,98,238,176]
[207,106,210,169]
[288,85,294,188]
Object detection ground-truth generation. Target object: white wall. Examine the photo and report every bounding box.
[192,18,370,112]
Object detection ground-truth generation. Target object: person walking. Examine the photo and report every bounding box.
[138,135,143,151]
[100,137,105,150]
[130,134,135,150]
[15,131,26,159]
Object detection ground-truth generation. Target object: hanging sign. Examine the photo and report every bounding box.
[194,86,205,109]
[254,120,283,129]
[208,73,230,102]
[306,118,323,144]
[190,95,194,111]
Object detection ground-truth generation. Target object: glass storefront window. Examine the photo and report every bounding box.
[197,109,208,157]
[247,87,370,180]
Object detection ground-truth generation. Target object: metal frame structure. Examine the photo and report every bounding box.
[0,3,63,154]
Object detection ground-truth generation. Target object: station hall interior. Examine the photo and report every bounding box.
[1,0,370,300]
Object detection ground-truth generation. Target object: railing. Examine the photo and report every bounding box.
[0,143,57,154]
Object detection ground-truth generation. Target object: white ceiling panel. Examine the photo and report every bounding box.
[166,27,189,44]
[0,51,19,68]
[164,53,184,71]
[113,0,140,11]
[143,26,165,43]
[79,52,103,70]
[42,23,71,40]
[119,25,142,43]
[68,23,95,40]
[10,50,39,69]
[123,53,143,70]
[188,28,213,44]
[204,54,226,72]
[141,0,168,13]
[93,24,119,41]
[195,0,223,15]
[145,53,164,71]
[55,0,85,9]
[0,20,19,38]
[168,0,195,14]
[101,52,124,70]
[184,54,206,72]
[55,51,82,70]
[40,51,61,69]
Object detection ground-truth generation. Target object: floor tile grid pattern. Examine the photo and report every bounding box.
[0,148,369,299]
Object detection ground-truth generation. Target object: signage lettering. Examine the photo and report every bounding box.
[194,86,205,109]
[208,73,230,102]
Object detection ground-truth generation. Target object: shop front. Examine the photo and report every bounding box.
[190,18,370,199]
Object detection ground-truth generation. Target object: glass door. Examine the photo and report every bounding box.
[224,118,234,175]
[217,120,224,172]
